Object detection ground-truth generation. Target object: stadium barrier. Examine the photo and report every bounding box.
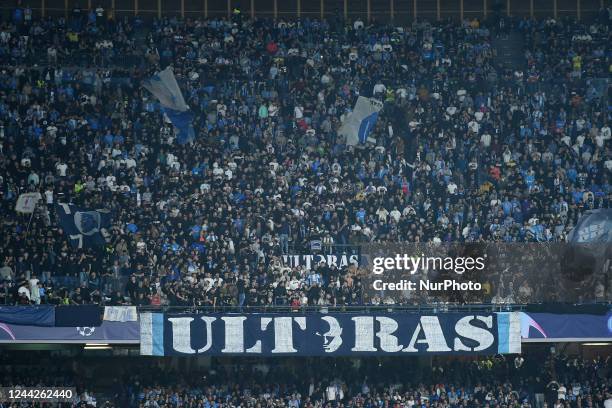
[0,305,609,345]
[1,302,611,323]
[0,0,604,23]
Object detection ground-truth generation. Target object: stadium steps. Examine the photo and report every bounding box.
[492,32,525,70]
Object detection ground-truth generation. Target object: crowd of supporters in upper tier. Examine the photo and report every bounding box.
[0,6,610,306]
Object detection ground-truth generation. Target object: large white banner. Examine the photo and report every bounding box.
[140,312,521,356]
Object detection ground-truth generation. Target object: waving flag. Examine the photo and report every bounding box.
[338,96,383,146]
[142,67,195,144]
[56,203,111,248]
[567,209,612,243]
[563,209,611,292]
[15,192,41,213]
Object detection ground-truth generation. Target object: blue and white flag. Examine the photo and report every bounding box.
[140,312,521,356]
[338,96,383,146]
[142,67,195,144]
[567,209,612,243]
[56,203,111,248]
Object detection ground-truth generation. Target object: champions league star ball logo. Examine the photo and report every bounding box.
[77,327,96,337]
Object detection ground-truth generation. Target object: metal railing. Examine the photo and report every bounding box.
[134,302,611,314]
[1,297,608,313]
[0,1,603,22]
[136,304,526,314]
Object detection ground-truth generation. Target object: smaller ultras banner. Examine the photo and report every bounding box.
[140,313,521,356]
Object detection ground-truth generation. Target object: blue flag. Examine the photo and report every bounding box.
[142,67,195,144]
[338,96,383,146]
[567,209,612,243]
[56,203,111,248]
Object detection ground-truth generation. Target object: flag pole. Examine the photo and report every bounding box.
[25,208,35,233]
[26,179,43,234]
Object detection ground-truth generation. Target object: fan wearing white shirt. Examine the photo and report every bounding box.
[481,132,491,147]
[595,129,610,148]
[558,385,567,400]
[56,161,68,176]
[373,83,386,95]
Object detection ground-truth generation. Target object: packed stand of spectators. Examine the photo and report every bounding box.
[0,351,609,408]
[0,352,98,407]
[0,6,610,307]
[120,353,611,407]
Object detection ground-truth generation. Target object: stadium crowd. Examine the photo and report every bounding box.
[1,352,610,407]
[0,351,93,407]
[0,6,610,307]
[124,354,612,408]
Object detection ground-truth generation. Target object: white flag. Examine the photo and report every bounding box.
[142,67,189,112]
[104,306,138,322]
[15,192,41,213]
